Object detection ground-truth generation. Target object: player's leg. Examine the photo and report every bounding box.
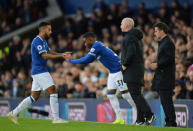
[107,89,124,121]
[12,91,40,116]
[120,90,136,109]
[38,72,67,123]
[8,77,41,124]
[46,85,59,121]
[106,73,124,124]
[46,85,68,123]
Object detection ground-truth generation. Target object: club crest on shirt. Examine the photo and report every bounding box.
[90,48,95,52]
[37,45,42,50]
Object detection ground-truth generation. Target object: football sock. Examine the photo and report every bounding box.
[107,93,123,120]
[50,94,59,120]
[12,96,35,116]
[122,92,136,109]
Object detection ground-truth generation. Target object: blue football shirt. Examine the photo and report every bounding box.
[31,36,50,75]
[69,41,121,73]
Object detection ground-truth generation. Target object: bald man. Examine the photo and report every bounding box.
[120,18,155,125]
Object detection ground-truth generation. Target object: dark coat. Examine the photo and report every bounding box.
[152,36,175,91]
[121,28,144,87]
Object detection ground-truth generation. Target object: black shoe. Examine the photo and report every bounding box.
[135,121,146,126]
[145,114,156,125]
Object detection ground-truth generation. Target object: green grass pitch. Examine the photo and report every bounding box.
[0,117,192,131]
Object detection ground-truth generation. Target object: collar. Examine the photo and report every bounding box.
[158,35,168,45]
[37,35,44,41]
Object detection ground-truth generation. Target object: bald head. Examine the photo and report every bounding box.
[120,17,134,32]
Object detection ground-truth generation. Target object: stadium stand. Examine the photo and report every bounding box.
[0,0,192,100]
[0,0,48,37]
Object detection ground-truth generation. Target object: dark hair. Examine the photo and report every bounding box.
[38,21,51,30]
[82,32,96,39]
[153,22,168,34]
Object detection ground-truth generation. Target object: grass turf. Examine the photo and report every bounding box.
[0,117,192,131]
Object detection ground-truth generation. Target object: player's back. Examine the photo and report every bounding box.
[93,41,121,73]
[31,36,49,75]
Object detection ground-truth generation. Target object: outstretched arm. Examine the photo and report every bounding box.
[41,50,71,60]
[48,50,71,55]
[69,54,96,64]
[41,52,64,59]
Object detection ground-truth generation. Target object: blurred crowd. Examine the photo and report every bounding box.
[0,0,192,100]
[0,0,48,36]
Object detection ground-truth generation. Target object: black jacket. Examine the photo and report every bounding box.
[121,28,144,87]
[152,36,175,90]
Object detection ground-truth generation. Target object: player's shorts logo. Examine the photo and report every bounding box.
[37,45,42,50]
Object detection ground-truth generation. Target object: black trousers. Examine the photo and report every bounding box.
[158,90,177,126]
[127,84,153,122]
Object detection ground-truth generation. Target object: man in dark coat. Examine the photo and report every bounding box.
[120,17,155,125]
[150,22,177,127]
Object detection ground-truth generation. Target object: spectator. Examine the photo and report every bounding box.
[186,70,193,99]
[0,0,49,37]
[173,83,185,100]
[11,79,24,98]
[93,0,109,16]
[0,81,5,97]
[73,82,85,98]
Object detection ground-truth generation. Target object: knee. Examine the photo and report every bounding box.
[31,91,41,101]
[31,94,39,101]
[107,89,116,94]
[47,85,57,94]
[121,90,128,94]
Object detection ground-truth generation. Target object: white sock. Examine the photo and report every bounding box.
[122,92,136,109]
[107,94,123,120]
[12,96,35,116]
[50,94,59,120]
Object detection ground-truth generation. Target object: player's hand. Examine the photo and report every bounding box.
[63,52,72,61]
[149,63,158,70]
[122,65,127,71]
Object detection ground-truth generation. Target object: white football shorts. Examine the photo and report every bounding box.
[107,71,128,91]
[31,72,55,91]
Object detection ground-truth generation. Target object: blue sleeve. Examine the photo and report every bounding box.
[69,43,100,64]
[34,40,47,54]
[69,54,96,64]
[88,43,100,58]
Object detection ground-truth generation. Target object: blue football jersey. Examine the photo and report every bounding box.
[70,41,121,73]
[31,36,50,75]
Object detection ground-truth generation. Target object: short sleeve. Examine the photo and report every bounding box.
[34,40,47,54]
[88,44,99,58]
[45,42,51,51]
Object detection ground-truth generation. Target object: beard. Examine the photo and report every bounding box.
[44,33,49,39]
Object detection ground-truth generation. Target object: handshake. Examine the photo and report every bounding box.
[62,52,72,61]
